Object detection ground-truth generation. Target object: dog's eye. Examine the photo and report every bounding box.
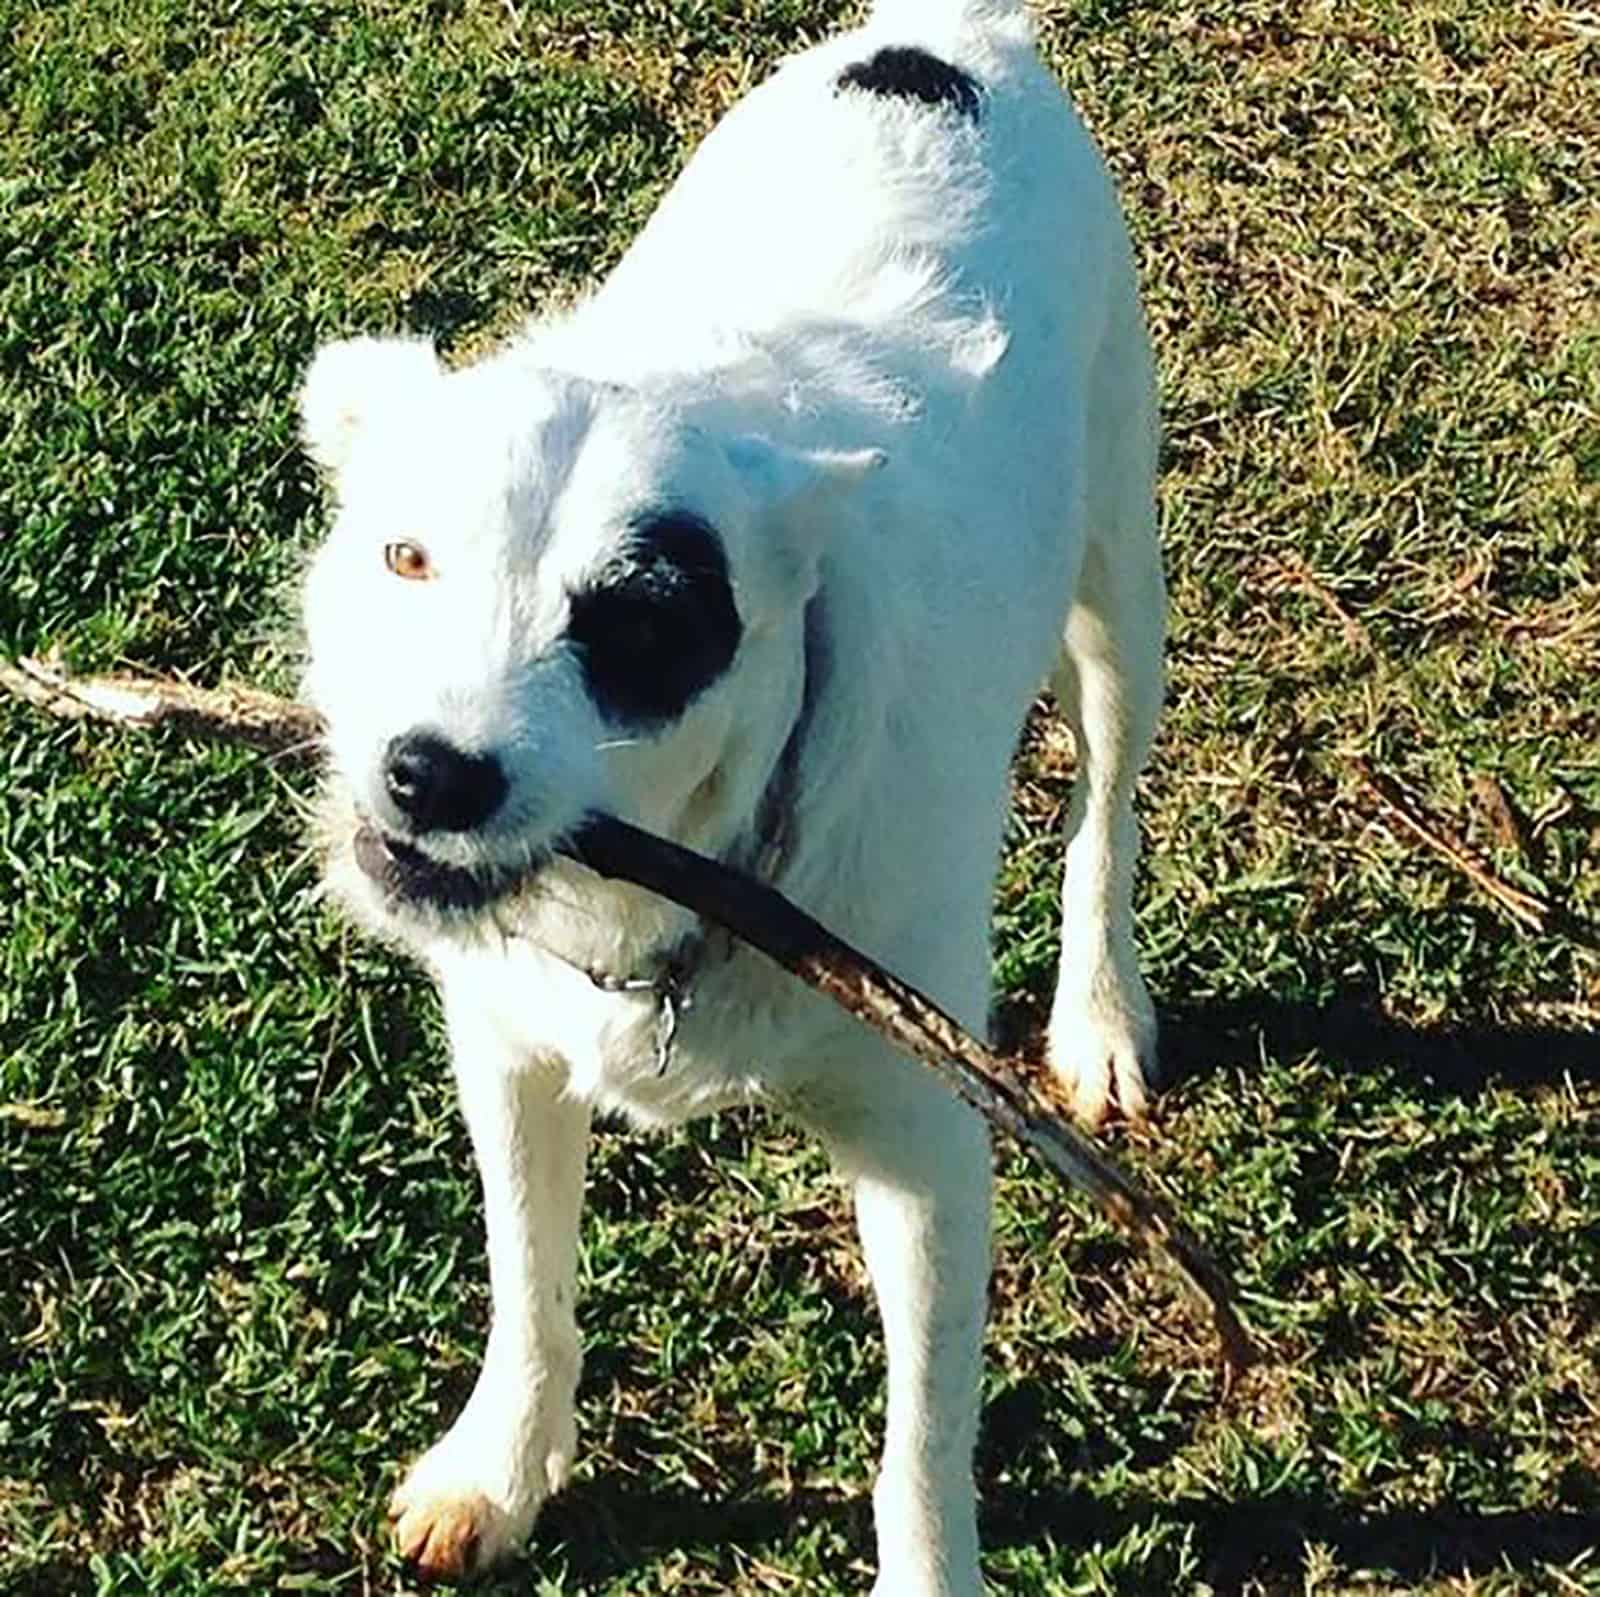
[568,513,742,727]
[385,541,433,581]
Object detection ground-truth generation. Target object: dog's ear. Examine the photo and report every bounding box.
[724,436,887,560]
[299,336,441,475]
[726,437,887,507]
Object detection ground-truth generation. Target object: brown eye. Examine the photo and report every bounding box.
[384,541,433,581]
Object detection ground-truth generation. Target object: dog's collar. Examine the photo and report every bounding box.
[544,591,827,1071]
[577,929,708,1075]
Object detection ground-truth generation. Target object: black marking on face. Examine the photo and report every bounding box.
[568,512,742,728]
[836,47,983,122]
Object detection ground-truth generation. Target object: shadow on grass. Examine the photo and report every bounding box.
[533,1478,872,1587]
[1160,992,1600,1098]
[985,1485,1600,1593]
[20,1478,1594,1596]
[527,1473,1600,1593]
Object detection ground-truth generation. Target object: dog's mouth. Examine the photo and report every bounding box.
[352,823,533,914]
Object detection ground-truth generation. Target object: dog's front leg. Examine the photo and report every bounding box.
[390,987,590,1580]
[806,1048,992,1597]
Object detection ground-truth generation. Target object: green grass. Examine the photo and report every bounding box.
[2,1,1597,1592]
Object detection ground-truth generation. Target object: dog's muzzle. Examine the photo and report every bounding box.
[352,823,527,913]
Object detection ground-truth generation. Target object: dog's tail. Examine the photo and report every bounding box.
[866,0,1032,51]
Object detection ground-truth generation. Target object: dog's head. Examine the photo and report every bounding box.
[298,335,881,935]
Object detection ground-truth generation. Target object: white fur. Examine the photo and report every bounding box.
[300,2,1163,1590]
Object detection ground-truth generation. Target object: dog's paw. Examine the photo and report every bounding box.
[390,1486,516,1581]
[389,1403,575,1579]
[1046,966,1159,1128]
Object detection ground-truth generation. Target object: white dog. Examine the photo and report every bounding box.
[298,0,1162,1590]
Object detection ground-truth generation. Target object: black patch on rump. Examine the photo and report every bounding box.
[568,513,742,727]
[836,46,983,121]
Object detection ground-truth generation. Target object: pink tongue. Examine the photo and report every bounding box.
[353,825,395,881]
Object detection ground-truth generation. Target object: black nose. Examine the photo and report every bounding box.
[383,732,507,834]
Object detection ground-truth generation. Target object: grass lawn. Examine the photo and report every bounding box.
[3,1,1597,1592]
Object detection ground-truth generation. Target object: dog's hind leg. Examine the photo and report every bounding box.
[1046,378,1165,1126]
[389,990,590,1580]
[796,1043,991,1597]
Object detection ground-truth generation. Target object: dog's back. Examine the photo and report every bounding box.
[559,1,1140,420]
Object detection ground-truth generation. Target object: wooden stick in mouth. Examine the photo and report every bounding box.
[4,653,1259,1382]
[570,813,1258,1380]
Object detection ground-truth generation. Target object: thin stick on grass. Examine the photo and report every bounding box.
[1353,758,1600,955]
[1352,758,1551,932]
[1259,553,1372,655]
[4,653,1259,1382]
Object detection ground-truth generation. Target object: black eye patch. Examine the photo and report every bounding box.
[567,513,742,727]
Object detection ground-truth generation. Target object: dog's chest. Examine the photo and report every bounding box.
[432,931,826,1128]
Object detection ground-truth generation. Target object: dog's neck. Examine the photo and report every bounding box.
[531,589,829,1066]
